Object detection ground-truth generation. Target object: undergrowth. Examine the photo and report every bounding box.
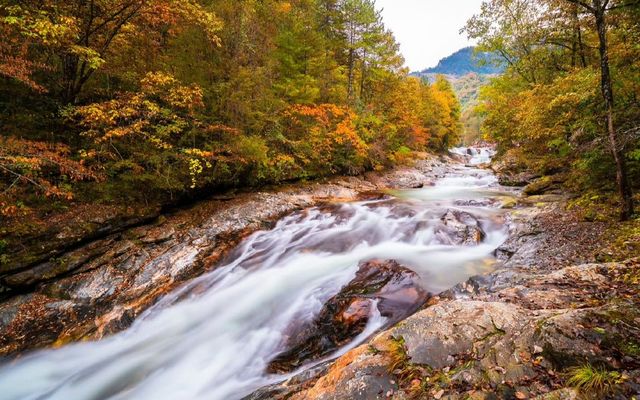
[565,364,622,396]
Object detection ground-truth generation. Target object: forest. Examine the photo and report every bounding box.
[465,0,640,220]
[0,0,461,221]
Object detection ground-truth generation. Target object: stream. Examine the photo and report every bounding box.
[0,148,512,400]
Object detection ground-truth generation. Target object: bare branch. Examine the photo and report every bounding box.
[0,164,49,193]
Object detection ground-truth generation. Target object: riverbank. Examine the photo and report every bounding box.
[0,153,457,357]
[269,179,640,399]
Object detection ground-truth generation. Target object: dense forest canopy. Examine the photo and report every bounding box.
[0,0,463,219]
[465,0,640,219]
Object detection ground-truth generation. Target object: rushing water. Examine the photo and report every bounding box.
[0,148,512,400]
[450,146,496,166]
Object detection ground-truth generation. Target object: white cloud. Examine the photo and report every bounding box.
[375,0,484,71]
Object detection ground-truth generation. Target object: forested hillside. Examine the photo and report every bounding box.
[465,0,640,220]
[416,46,503,76]
[0,1,462,234]
[451,73,491,144]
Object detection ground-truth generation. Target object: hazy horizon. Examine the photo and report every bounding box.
[375,0,484,71]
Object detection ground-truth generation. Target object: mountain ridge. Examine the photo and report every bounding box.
[414,46,503,76]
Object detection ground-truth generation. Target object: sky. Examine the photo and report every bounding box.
[375,0,485,72]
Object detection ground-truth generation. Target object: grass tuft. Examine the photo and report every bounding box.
[565,364,621,394]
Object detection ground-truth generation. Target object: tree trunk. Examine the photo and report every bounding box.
[577,20,587,67]
[571,5,588,67]
[594,7,634,220]
[359,49,367,102]
[571,5,578,67]
[347,48,355,101]
[62,53,80,104]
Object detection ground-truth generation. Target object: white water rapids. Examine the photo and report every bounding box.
[0,148,512,400]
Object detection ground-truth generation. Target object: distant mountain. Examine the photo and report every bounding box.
[411,47,504,145]
[416,47,503,76]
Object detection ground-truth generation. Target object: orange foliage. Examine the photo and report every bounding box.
[281,104,368,175]
[0,25,48,92]
[72,72,204,149]
[0,136,102,215]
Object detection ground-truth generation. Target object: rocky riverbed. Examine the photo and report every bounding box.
[0,154,456,357]
[264,185,640,400]
[0,150,638,400]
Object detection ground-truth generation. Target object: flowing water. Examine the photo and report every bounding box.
[0,148,513,400]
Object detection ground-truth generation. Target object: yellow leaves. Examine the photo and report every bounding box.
[160,0,223,46]
[141,71,179,94]
[0,136,101,206]
[72,71,204,151]
[280,104,368,173]
[188,158,204,189]
[140,72,204,113]
[103,120,146,142]
[68,45,105,70]
[277,2,293,14]
[4,156,42,169]
[184,149,214,158]
[166,84,204,113]
[2,6,79,46]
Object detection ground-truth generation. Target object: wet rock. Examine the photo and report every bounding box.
[454,199,498,208]
[278,191,638,400]
[523,177,555,196]
[1,206,160,278]
[289,291,640,399]
[138,227,176,244]
[276,186,639,400]
[394,301,532,370]
[288,301,543,399]
[439,210,486,246]
[267,260,429,373]
[2,239,116,288]
[500,197,518,209]
[533,389,579,399]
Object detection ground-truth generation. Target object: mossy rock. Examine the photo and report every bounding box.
[524,176,554,196]
[500,198,518,209]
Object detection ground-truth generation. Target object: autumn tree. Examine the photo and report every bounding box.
[0,0,464,216]
[562,0,637,219]
[467,0,639,219]
[0,0,221,103]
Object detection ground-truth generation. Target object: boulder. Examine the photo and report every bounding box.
[498,171,540,187]
[438,210,486,246]
[523,174,567,196]
[267,259,429,373]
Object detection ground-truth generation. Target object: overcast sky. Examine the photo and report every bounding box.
[375,0,485,71]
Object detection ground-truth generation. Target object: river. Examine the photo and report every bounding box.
[0,148,513,400]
